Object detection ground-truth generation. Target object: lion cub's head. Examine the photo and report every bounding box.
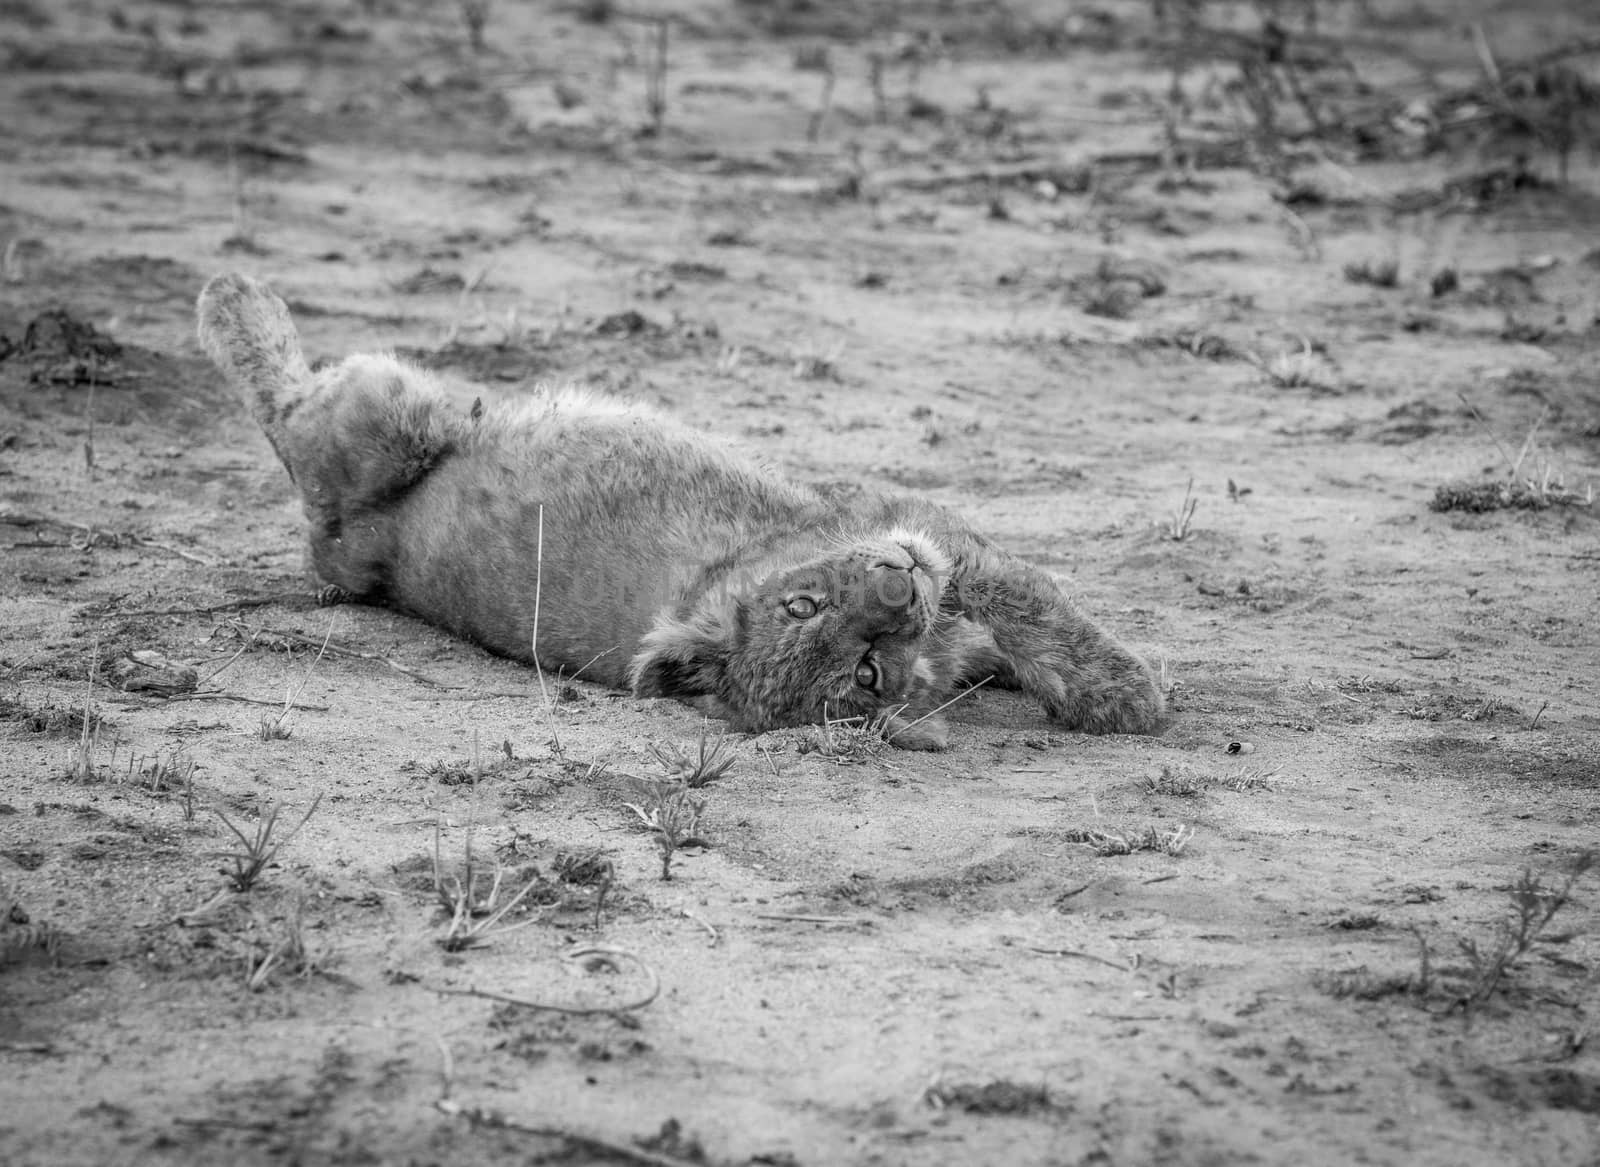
[628,530,954,749]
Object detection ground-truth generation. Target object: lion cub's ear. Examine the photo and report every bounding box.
[628,613,731,705]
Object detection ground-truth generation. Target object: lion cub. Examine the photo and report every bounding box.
[197,274,1163,749]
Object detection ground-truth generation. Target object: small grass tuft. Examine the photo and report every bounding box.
[212,793,324,892]
[1260,342,1337,391]
[1438,398,1594,512]
[1343,258,1400,287]
[649,730,737,788]
[1144,764,1202,798]
[243,894,318,991]
[1219,764,1282,792]
[800,706,896,764]
[1065,822,1195,857]
[1166,477,1198,541]
[621,778,708,881]
[791,338,844,381]
[619,728,733,880]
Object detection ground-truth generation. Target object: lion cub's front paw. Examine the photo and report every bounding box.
[1049,675,1165,735]
[883,712,949,751]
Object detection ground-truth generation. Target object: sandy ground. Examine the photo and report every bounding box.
[2,1,1598,1164]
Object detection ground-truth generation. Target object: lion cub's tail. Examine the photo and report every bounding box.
[196,273,311,460]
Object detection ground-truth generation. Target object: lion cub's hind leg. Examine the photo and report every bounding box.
[198,274,463,599]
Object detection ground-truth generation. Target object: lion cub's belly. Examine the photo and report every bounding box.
[380,458,708,687]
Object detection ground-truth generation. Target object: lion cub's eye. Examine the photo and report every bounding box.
[785,596,819,619]
[854,657,880,689]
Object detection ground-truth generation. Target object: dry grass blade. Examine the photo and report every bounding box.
[884,676,993,745]
[430,944,661,1015]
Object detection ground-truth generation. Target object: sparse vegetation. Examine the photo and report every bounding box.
[1319,852,1595,1010]
[1437,397,1595,512]
[1456,851,1595,1008]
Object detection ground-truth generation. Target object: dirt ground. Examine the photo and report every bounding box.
[2,1,1598,1164]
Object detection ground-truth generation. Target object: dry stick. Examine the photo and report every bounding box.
[74,594,310,620]
[755,913,871,926]
[1027,946,1135,972]
[428,945,661,1015]
[0,512,212,566]
[236,622,455,689]
[433,1100,701,1167]
[105,692,330,711]
[885,675,994,743]
[196,627,260,687]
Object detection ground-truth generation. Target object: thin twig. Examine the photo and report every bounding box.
[433,1100,701,1167]
[565,647,616,685]
[754,913,872,926]
[0,512,213,565]
[74,594,310,620]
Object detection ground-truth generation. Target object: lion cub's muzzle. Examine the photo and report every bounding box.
[840,560,939,643]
